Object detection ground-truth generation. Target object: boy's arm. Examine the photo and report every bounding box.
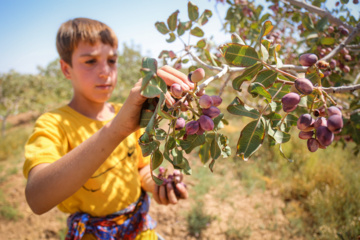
[139,165,188,205]
[25,66,193,214]
[26,97,142,214]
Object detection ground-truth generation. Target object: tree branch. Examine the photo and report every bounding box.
[321,22,360,62]
[219,72,235,97]
[322,84,360,94]
[187,49,308,73]
[198,65,229,91]
[283,0,356,32]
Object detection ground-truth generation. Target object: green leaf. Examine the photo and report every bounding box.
[248,82,272,101]
[167,10,179,31]
[315,16,328,31]
[213,113,225,130]
[166,32,176,43]
[198,9,212,26]
[197,39,207,48]
[302,13,315,31]
[151,174,164,186]
[179,134,206,154]
[142,57,158,73]
[139,140,159,157]
[231,33,245,45]
[260,13,271,23]
[237,118,266,161]
[141,78,163,98]
[320,37,335,45]
[199,141,211,164]
[211,134,222,160]
[279,144,293,162]
[219,134,231,158]
[281,114,298,132]
[165,136,176,151]
[155,21,170,35]
[172,148,183,167]
[209,159,216,172]
[155,128,167,140]
[140,109,155,128]
[254,70,277,88]
[224,43,260,67]
[177,23,185,36]
[257,20,273,43]
[260,44,269,62]
[190,27,204,37]
[268,83,292,101]
[151,149,164,170]
[306,71,321,83]
[265,112,282,128]
[227,97,260,119]
[232,63,263,91]
[267,125,291,144]
[157,109,174,120]
[188,1,199,21]
[204,49,221,67]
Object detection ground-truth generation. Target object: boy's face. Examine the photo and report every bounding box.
[61,40,118,105]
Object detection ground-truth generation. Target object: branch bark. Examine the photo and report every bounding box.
[322,84,360,94]
[283,0,356,32]
[321,22,360,62]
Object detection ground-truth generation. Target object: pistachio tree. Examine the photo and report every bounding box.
[138,1,359,183]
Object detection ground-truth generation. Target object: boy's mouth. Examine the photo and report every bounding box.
[96,84,112,90]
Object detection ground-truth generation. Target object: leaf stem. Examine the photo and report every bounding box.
[262,60,298,80]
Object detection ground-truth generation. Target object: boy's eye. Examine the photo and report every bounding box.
[85,59,96,64]
[108,59,117,64]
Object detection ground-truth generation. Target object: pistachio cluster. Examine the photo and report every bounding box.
[157,167,186,197]
[297,106,343,152]
[168,68,223,139]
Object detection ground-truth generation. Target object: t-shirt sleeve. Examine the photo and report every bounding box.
[23,114,68,179]
[135,128,150,169]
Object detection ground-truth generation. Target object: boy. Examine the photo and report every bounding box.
[23,17,193,240]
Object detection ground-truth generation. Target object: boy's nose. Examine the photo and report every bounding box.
[99,62,111,80]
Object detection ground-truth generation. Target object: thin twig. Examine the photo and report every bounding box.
[321,22,360,62]
[275,78,294,85]
[322,84,360,94]
[219,72,235,97]
[283,0,356,32]
[187,49,308,73]
[198,65,229,91]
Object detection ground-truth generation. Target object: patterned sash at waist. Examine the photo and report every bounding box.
[65,191,156,240]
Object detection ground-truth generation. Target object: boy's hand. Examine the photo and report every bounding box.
[139,165,188,205]
[157,65,195,106]
[152,179,188,205]
[118,65,195,137]
[157,65,195,92]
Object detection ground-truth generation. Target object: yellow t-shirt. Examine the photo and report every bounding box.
[23,103,150,217]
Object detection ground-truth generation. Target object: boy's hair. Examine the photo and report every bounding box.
[56,17,118,66]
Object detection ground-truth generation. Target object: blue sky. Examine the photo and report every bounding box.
[0,0,231,74]
[0,0,358,74]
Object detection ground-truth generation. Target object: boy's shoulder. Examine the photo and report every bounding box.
[36,102,123,123]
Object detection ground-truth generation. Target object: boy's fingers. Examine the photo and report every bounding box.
[153,185,161,204]
[166,182,178,204]
[175,183,188,199]
[159,185,169,205]
[157,69,192,91]
[160,65,194,89]
[164,92,175,106]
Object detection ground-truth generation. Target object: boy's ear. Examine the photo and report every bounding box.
[60,59,72,79]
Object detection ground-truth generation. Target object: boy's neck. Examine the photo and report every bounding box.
[68,100,115,121]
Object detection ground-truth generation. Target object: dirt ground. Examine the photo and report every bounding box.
[0,164,305,240]
[0,112,306,240]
